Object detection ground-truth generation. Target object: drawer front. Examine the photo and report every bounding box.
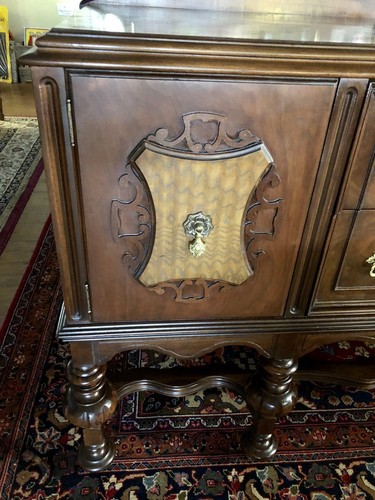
[70,75,336,322]
[312,209,375,312]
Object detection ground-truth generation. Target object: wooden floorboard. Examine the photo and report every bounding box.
[0,83,49,328]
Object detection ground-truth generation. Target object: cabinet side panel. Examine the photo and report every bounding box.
[31,67,89,322]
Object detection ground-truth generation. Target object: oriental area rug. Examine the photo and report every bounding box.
[0,117,43,254]
[1,223,375,499]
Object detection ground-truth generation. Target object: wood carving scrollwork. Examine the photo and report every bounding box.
[110,162,154,277]
[244,163,283,273]
[149,278,235,302]
[147,112,260,154]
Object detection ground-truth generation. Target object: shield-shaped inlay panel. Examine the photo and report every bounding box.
[111,112,283,302]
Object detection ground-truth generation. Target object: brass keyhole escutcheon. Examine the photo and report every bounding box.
[183,211,213,257]
[366,252,375,277]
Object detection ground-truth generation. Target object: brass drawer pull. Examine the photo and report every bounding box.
[183,211,213,257]
[366,253,375,277]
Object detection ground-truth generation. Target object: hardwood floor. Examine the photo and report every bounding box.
[0,83,50,327]
[0,82,36,117]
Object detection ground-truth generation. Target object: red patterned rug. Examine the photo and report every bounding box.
[1,223,375,499]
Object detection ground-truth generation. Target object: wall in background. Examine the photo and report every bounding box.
[3,0,375,43]
[2,0,80,43]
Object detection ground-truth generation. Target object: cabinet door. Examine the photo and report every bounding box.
[312,84,375,313]
[69,75,336,322]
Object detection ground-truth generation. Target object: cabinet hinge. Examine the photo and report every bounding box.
[66,99,75,147]
[84,282,92,317]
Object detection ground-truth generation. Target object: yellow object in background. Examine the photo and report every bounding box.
[0,6,11,83]
[24,27,48,47]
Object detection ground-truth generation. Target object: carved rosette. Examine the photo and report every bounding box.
[110,112,283,302]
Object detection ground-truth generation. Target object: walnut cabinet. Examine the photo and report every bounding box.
[22,2,375,471]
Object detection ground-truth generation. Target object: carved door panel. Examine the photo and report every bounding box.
[69,75,336,321]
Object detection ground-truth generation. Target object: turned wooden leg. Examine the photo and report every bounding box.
[64,360,118,471]
[241,357,298,459]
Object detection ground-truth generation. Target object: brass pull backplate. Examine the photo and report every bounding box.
[183,211,213,257]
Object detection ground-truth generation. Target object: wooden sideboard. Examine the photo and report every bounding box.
[22,0,375,471]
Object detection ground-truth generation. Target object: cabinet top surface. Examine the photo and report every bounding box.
[57,0,375,45]
[23,0,375,77]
